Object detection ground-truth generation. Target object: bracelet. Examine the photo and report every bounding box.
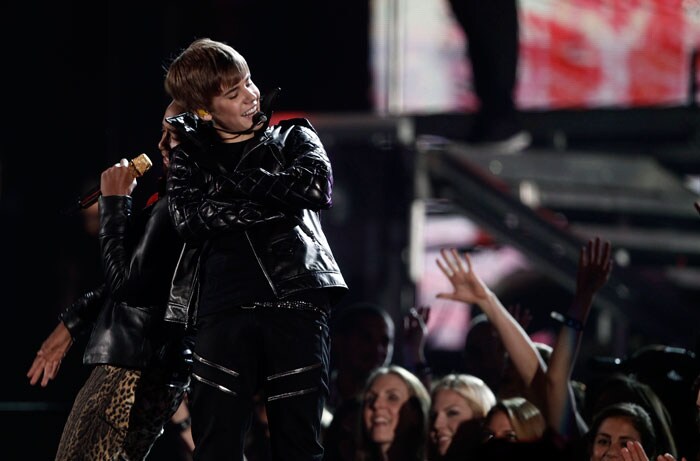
[550,311,583,332]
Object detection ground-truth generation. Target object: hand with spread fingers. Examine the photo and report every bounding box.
[436,248,491,304]
[435,247,546,409]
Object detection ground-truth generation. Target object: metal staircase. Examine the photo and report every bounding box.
[411,134,700,347]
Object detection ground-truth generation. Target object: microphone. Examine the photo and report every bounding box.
[214,111,268,136]
[254,111,268,126]
[62,153,153,216]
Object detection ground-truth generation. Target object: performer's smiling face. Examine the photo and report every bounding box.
[207,74,262,142]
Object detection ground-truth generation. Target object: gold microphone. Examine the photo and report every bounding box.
[62,153,154,215]
[127,153,153,178]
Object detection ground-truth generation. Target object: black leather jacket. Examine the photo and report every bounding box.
[60,194,187,369]
[165,115,348,326]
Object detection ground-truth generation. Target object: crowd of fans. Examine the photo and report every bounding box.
[243,204,700,461]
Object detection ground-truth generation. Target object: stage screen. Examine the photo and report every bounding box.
[371,0,700,113]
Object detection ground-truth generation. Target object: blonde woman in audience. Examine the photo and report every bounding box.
[428,373,496,460]
[436,248,548,411]
[482,396,546,442]
[356,365,431,461]
[473,396,568,460]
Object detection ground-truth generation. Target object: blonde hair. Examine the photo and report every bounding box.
[431,373,496,419]
[487,396,545,442]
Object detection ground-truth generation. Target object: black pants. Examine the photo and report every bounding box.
[448,0,520,131]
[190,305,330,461]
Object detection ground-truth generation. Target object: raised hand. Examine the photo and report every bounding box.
[27,322,73,387]
[620,440,683,461]
[621,440,651,461]
[547,236,613,438]
[402,306,430,365]
[437,247,545,402]
[436,248,490,304]
[403,306,429,348]
[576,237,613,298]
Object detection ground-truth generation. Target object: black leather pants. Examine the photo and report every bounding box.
[189,303,330,461]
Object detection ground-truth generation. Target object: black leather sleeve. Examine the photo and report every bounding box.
[213,124,334,211]
[58,285,107,339]
[167,149,286,243]
[97,195,133,300]
[98,195,183,303]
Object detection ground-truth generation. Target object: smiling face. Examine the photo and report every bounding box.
[362,372,411,454]
[206,73,262,143]
[430,388,477,455]
[590,416,641,461]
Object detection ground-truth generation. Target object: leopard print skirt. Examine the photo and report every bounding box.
[55,364,187,461]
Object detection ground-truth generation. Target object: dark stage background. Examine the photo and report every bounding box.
[2,2,699,459]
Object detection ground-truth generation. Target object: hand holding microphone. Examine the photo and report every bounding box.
[62,153,153,215]
[101,158,141,196]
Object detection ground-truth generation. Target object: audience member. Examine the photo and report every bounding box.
[355,365,431,461]
[461,305,543,397]
[401,306,432,389]
[436,248,548,411]
[584,373,678,458]
[323,303,430,461]
[482,396,546,442]
[585,402,662,461]
[474,396,563,461]
[461,312,506,391]
[545,237,612,441]
[608,345,700,460]
[427,373,496,460]
[327,303,396,414]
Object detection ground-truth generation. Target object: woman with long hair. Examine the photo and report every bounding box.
[355,365,431,461]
